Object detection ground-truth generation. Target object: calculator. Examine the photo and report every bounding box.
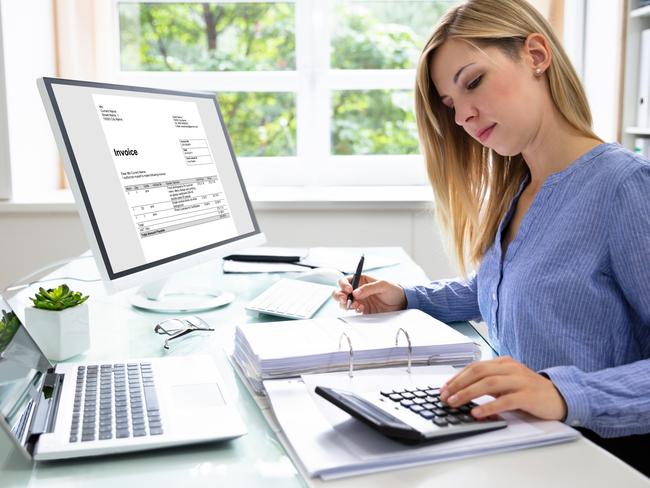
[315,385,507,444]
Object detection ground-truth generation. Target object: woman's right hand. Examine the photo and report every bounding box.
[332,274,407,314]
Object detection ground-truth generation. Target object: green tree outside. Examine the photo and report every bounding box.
[119,1,456,157]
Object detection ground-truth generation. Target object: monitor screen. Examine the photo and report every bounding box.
[39,78,263,292]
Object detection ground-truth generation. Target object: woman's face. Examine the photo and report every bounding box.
[431,38,547,157]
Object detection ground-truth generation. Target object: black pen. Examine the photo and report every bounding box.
[346,254,365,310]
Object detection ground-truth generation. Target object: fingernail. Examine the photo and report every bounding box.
[473,407,483,416]
[353,289,360,296]
[440,391,448,401]
[447,394,458,404]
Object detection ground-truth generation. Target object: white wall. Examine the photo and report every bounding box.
[582,0,625,142]
[0,208,457,289]
[0,207,460,291]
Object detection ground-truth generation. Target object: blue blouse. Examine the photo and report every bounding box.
[403,143,650,438]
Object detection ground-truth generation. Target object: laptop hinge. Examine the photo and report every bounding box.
[27,368,64,443]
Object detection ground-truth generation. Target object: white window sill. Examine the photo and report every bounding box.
[0,186,435,213]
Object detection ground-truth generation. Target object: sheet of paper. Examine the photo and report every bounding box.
[240,310,473,361]
[225,246,309,259]
[93,94,238,263]
[222,260,308,273]
[302,248,401,273]
[264,367,579,479]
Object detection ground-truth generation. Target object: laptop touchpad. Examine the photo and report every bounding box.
[172,383,225,409]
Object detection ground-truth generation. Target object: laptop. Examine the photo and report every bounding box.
[0,295,246,461]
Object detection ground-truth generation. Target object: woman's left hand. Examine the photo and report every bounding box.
[440,356,568,421]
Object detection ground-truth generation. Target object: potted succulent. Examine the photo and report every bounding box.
[24,284,90,361]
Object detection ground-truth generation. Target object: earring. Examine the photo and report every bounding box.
[534,68,543,77]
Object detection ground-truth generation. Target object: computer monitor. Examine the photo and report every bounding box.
[37,77,265,313]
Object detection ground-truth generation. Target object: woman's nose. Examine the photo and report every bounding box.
[454,102,477,127]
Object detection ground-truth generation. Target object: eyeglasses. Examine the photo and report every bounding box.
[153,315,214,350]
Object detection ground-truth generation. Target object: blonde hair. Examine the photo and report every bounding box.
[415,0,598,275]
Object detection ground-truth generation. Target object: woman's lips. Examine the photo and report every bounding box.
[477,123,496,143]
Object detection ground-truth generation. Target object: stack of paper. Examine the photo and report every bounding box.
[299,248,400,273]
[264,367,580,480]
[222,246,400,274]
[233,309,480,393]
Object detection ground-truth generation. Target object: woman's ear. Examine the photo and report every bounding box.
[523,33,552,76]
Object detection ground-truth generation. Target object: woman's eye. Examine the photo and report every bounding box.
[467,75,483,90]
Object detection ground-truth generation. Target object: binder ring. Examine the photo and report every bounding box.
[395,327,412,373]
[338,332,354,378]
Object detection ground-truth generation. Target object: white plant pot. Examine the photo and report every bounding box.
[24,303,90,361]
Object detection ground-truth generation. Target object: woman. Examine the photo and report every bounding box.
[334,0,650,475]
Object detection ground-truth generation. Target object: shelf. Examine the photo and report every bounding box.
[631,4,650,18]
[625,126,650,136]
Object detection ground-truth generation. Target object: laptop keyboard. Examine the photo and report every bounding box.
[69,363,163,443]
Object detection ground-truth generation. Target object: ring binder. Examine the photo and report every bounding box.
[339,332,354,378]
[233,309,479,394]
[395,327,412,373]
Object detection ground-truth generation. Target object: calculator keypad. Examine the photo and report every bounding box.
[381,386,481,427]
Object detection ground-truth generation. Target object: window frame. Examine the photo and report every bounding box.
[0,4,11,200]
[0,1,59,200]
[110,0,429,187]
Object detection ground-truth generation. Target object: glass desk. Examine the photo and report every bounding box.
[1,247,647,488]
[0,247,429,487]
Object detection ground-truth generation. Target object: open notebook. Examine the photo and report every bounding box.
[233,309,480,393]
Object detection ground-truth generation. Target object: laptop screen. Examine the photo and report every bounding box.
[0,297,50,457]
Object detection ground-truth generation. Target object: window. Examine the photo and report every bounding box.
[114,1,460,186]
[0,0,571,197]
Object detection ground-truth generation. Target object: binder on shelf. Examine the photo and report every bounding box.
[634,138,650,159]
[232,309,480,393]
[637,29,650,128]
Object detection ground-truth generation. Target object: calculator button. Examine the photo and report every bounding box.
[433,417,448,427]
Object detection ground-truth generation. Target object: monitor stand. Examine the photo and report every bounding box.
[130,279,235,313]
